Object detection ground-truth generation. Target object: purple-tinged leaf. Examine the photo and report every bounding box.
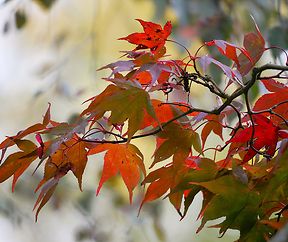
[205,40,251,67]
[98,60,135,77]
[199,55,243,86]
[137,63,172,87]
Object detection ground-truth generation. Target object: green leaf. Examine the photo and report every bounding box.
[184,158,218,183]
[182,186,201,218]
[196,175,261,238]
[152,123,200,167]
[238,222,273,242]
[82,84,157,142]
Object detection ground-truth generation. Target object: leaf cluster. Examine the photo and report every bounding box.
[0,19,288,241]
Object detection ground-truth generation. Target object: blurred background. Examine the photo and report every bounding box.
[0,0,287,241]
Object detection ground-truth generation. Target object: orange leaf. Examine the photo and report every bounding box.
[0,140,38,190]
[88,143,145,203]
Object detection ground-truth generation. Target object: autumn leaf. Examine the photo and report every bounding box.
[119,19,172,53]
[82,84,158,141]
[200,114,224,147]
[37,137,88,191]
[1,14,288,242]
[196,175,261,239]
[205,40,251,67]
[0,139,38,191]
[238,18,265,75]
[136,62,173,87]
[151,122,201,168]
[31,137,88,220]
[99,41,183,90]
[34,178,58,221]
[88,143,145,203]
[132,59,186,89]
[97,60,135,77]
[140,157,217,215]
[140,166,171,209]
[260,219,286,230]
[228,115,286,163]
[253,79,288,125]
[140,100,190,129]
[140,154,200,213]
[198,55,243,86]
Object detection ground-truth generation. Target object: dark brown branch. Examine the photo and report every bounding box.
[82,64,288,145]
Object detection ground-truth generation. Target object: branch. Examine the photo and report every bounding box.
[82,64,288,145]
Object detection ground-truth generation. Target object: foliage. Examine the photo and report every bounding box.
[1,18,288,242]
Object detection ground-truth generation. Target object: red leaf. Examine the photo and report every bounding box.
[238,19,265,75]
[261,79,287,92]
[133,71,152,85]
[140,155,203,213]
[253,79,288,125]
[119,19,172,53]
[228,115,281,163]
[279,130,288,139]
[201,114,224,147]
[36,134,44,159]
[66,140,88,191]
[137,63,172,87]
[140,164,181,212]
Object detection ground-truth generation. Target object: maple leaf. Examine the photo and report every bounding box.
[205,40,251,67]
[33,178,58,221]
[32,137,87,220]
[99,44,184,91]
[140,99,191,129]
[140,157,217,215]
[200,114,224,147]
[132,59,186,89]
[228,115,287,163]
[151,122,201,168]
[81,84,158,141]
[88,143,145,203]
[140,154,198,213]
[136,62,172,87]
[196,175,262,239]
[0,139,38,191]
[253,79,288,125]
[36,137,88,191]
[198,55,243,86]
[140,99,175,129]
[119,19,172,53]
[238,18,265,75]
[97,60,135,77]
